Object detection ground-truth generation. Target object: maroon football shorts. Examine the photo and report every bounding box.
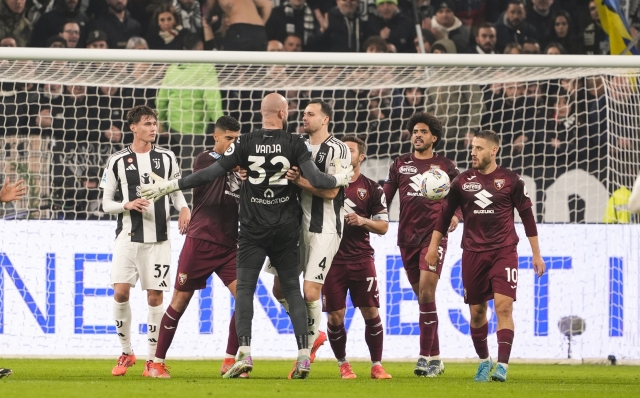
[322,259,380,312]
[399,235,448,286]
[461,244,518,305]
[175,236,237,291]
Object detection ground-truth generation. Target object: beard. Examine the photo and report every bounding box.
[413,141,432,153]
[472,155,491,170]
[110,3,126,12]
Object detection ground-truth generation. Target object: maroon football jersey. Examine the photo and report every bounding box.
[384,153,460,247]
[333,174,388,264]
[186,150,241,248]
[437,166,533,252]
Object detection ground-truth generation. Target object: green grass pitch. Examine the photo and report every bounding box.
[1,359,639,398]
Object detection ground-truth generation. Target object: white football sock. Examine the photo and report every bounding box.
[238,345,251,360]
[113,300,132,355]
[277,298,290,313]
[147,304,164,361]
[298,348,310,358]
[306,300,321,347]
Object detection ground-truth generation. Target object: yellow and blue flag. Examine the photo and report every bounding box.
[596,0,638,55]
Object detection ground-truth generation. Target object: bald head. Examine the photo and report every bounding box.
[261,93,288,129]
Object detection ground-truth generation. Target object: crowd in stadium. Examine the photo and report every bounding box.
[0,0,639,221]
[0,0,636,54]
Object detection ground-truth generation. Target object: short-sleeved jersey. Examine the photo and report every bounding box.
[100,145,181,243]
[301,136,350,235]
[217,128,312,227]
[445,166,533,252]
[333,174,388,264]
[383,153,459,247]
[186,150,242,248]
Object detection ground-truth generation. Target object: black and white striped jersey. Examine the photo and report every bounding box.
[100,145,187,243]
[301,136,350,235]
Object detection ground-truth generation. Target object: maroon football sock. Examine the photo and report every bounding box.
[364,315,384,362]
[419,302,438,357]
[470,322,490,360]
[155,306,183,360]
[327,322,347,360]
[226,312,239,356]
[430,318,440,357]
[497,329,514,364]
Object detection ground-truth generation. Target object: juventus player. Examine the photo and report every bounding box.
[426,130,545,382]
[383,112,460,377]
[321,136,392,379]
[267,100,350,373]
[100,106,191,377]
[141,93,353,379]
[148,116,244,378]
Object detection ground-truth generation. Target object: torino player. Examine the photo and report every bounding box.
[426,130,545,383]
[148,116,243,378]
[320,136,392,379]
[383,112,460,377]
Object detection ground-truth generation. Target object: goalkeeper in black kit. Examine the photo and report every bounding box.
[141,93,353,379]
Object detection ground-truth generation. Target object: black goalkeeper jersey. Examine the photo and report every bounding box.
[217,128,312,227]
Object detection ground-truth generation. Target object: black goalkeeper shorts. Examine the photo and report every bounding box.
[237,221,300,271]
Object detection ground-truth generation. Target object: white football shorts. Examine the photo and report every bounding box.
[110,232,172,291]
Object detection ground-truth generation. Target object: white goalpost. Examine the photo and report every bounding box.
[0,49,638,361]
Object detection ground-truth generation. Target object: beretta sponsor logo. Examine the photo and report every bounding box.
[399,165,418,174]
[462,182,482,192]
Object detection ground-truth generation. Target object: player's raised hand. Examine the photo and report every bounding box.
[0,178,26,203]
[333,158,354,187]
[141,172,180,202]
[124,198,150,212]
[178,206,191,235]
[533,254,546,277]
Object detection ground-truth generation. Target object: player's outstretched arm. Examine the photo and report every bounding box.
[286,166,339,200]
[628,173,640,213]
[299,158,353,189]
[141,162,231,201]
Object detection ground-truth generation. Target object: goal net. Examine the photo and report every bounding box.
[0,49,638,361]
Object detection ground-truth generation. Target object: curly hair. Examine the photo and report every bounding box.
[406,112,443,147]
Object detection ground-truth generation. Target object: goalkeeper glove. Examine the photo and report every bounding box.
[333,158,354,187]
[141,172,180,202]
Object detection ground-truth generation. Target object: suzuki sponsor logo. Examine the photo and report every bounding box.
[473,189,494,213]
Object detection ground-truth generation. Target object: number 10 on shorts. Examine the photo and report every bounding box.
[505,267,518,283]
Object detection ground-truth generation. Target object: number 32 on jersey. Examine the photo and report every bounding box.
[247,155,290,186]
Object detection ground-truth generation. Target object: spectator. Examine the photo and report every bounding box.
[125,35,148,49]
[504,42,523,53]
[400,0,434,31]
[366,0,415,53]
[1,36,17,46]
[0,0,32,47]
[147,4,188,50]
[46,34,66,47]
[583,0,608,54]
[364,35,387,52]
[173,0,203,36]
[311,0,366,52]
[471,22,496,53]
[494,0,538,53]
[283,32,303,51]
[156,32,224,170]
[522,38,541,53]
[430,0,471,54]
[267,39,284,51]
[206,0,272,51]
[90,0,141,49]
[27,0,54,26]
[431,37,456,53]
[526,0,554,43]
[58,20,80,47]
[546,10,582,54]
[266,0,319,51]
[86,29,108,48]
[413,28,435,52]
[452,0,488,27]
[31,0,89,48]
[544,41,565,54]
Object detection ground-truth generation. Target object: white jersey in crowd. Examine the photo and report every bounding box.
[100,145,188,243]
[301,136,350,235]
